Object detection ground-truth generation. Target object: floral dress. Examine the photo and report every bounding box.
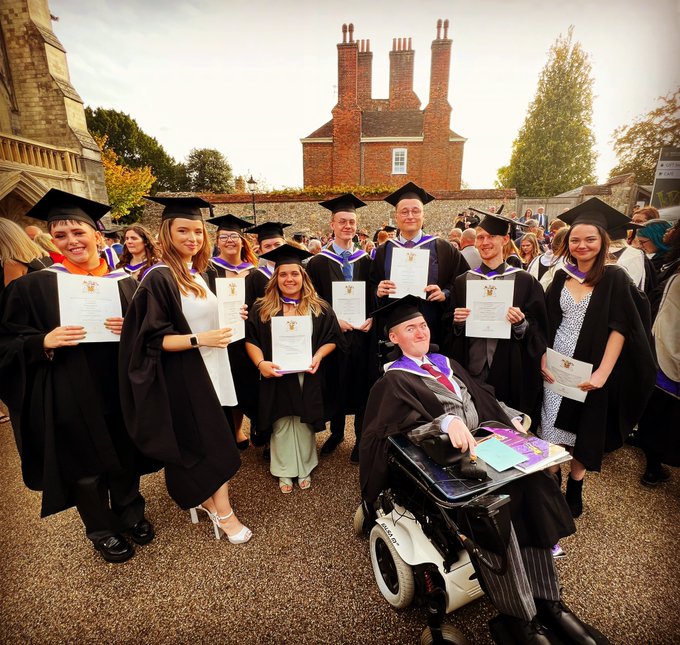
[540,287,592,446]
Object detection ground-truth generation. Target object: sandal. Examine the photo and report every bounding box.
[299,475,312,490]
[279,477,293,494]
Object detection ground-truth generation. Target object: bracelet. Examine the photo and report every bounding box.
[256,359,265,369]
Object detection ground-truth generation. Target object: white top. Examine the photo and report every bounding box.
[180,273,237,406]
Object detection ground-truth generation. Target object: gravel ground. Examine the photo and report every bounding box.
[1,418,678,645]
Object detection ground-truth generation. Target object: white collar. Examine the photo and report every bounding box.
[398,230,423,245]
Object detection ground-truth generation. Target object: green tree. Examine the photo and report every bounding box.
[94,135,155,221]
[185,148,233,193]
[496,27,597,196]
[86,107,187,191]
[609,89,680,185]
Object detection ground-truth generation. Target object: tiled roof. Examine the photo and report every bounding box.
[303,110,463,140]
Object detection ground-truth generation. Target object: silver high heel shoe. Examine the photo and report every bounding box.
[208,510,253,544]
[189,505,220,539]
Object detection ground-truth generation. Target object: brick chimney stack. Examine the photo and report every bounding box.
[332,23,361,184]
[423,19,458,189]
[357,39,372,107]
[427,18,452,105]
[388,36,420,110]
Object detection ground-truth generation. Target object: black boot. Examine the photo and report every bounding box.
[565,475,584,518]
[489,614,552,644]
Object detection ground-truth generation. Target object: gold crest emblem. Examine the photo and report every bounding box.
[82,279,98,294]
[287,320,297,331]
[407,251,417,262]
[228,282,237,296]
[483,285,497,297]
[345,285,354,295]
[561,359,573,370]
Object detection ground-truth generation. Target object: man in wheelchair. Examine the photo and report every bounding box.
[359,296,603,645]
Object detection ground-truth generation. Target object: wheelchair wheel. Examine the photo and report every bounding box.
[353,504,366,536]
[420,625,469,645]
[369,524,415,609]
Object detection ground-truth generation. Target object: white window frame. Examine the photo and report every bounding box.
[392,148,407,174]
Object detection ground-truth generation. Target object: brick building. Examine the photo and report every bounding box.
[0,0,106,226]
[301,19,465,191]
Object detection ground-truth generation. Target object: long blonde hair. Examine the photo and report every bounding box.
[33,233,58,254]
[257,264,327,323]
[0,219,45,264]
[502,237,521,260]
[158,219,211,297]
[519,233,541,262]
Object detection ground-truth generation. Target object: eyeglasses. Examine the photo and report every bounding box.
[397,208,422,216]
[217,234,241,242]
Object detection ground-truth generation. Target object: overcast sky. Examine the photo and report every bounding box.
[50,0,680,191]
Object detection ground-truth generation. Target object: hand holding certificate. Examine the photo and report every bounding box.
[544,348,593,402]
[271,315,313,373]
[389,247,430,299]
[332,281,366,328]
[465,280,514,339]
[215,277,246,342]
[57,273,123,343]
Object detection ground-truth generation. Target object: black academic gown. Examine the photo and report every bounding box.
[245,302,343,444]
[205,260,259,421]
[306,250,374,418]
[118,266,240,509]
[546,265,656,471]
[370,237,469,345]
[359,359,575,549]
[245,267,271,308]
[447,265,548,419]
[0,269,153,517]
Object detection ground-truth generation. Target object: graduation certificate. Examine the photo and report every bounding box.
[390,247,430,299]
[56,272,122,343]
[332,281,365,327]
[465,280,514,339]
[215,277,245,342]
[545,348,593,402]
[271,315,313,373]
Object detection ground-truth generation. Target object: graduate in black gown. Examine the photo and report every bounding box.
[244,221,290,308]
[447,212,548,420]
[205,213,259,448]
[539,199,655,517]
[245,245,342,493]
[369,182,469,346]
[306,193,374,462]
[360,297,603,645]
[119,196,251,544]
[0,189,154,563]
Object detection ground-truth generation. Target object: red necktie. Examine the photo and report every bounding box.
[420,363,456,393]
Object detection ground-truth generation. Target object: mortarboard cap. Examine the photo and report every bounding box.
[559,198,631,232]
[319,193,367,214]
[207,213,253,232]
[471,208,518,237]
[24,188,111,229]
[384,182,435,207]
[146,196,212,221]
[370,294,426,332]
[259,243,312,267]
[382,225,398,233]
[247,221,291,242]
[609,220,643,241]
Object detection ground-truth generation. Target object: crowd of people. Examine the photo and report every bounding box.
[0,183,678,644]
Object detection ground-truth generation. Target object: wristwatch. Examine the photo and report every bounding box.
[190,335,200,349]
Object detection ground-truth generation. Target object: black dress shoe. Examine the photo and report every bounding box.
[489,614,552,644]
[94,534,134,563]
[128,518,155,545]
[640,465,671,487]
[536,599,598,645]
[321,435,343,455]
